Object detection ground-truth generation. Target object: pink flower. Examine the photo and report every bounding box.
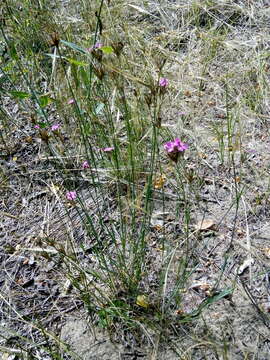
[86,42,103,52]
[94,42,103,49]
[67,98,75,105]
[51,124,60,131]
[164,138,188,162]
[82,160,89,169]
[101,147,114,152]
[164,138,188,153]
[34,124,40,129]
[159,78,169,87]
[66,191,77,201]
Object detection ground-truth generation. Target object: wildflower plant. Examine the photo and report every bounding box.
[164,138,189,162]
[0,1,202,352]
[1,0,258,358]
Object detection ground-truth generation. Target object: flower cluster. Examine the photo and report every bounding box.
[66,191,77,201]
[34,123,61,131]
[67,98,75,105]
[82,160,89,169]
[164,138,188,162]
[51,124,60,131]
[159,78,169,87]
[164,138,188,153]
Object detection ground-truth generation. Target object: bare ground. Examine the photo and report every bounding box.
[1,1,270,359]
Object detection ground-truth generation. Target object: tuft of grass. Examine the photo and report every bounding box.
[1,0,270,359]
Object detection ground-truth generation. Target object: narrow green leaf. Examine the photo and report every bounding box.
[45,53,61,59]
[100,46,114,54]
[38,122,47,129]
[79,67,89,86]
[67,58,88,66]
[95,103,105,114]
[206,288,233,304]
[0,75,8,86]
[60,40,88,54]
[194,288,233,316]
[39,95,53,108]
[10,91,30,99]
[9,43,18,60]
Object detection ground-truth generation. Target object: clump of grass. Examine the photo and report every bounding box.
[1,0,270,359]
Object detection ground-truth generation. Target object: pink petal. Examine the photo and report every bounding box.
[66,191,77,201]
[102,147,114,152]
[159,78,169,87]
[164,141,175,153]
[82,161,90,169]
[51,124,60,131]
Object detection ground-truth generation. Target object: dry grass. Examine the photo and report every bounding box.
[1,0,270,359]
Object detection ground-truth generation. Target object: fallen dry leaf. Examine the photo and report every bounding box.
[189,282,211,292]
[24,136,33,143]
[237,258,254,275]
[153,224,163,231]
[175,309,185,316]
[39,129,49,143]
[184,90,192,97]
[136,295,149,308]
[198,152,208,159]
[153,174,166,189]
[195,219,216,231]
[262,248,270,258]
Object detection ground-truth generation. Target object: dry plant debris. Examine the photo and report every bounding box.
[1,0,270,359]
